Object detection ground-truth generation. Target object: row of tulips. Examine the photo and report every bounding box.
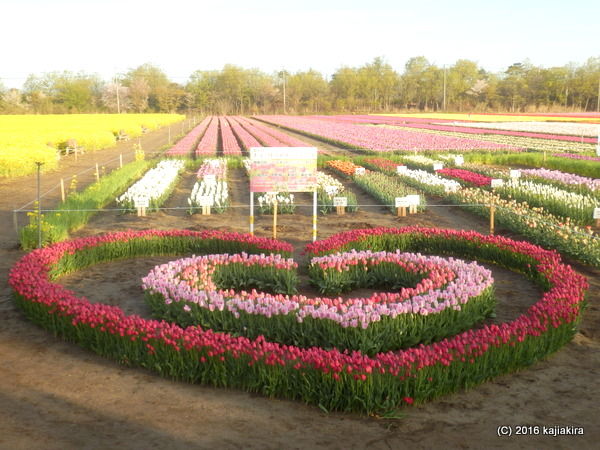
[353,171,426,213]
[256,115,520,152]
[116,159,185,212]
[227,116,262,150]
[165,118,211,156]
[10,228,587,413]
[446,120,599,138]
[436,168,493,187]
[362,156,600,265]
[402,154,445,170]
[196,117,219,156]
[242,117,312,148]
[520,168,599,192]
[553,153,600,162]
[493,179,599,226]
[219,117,242,155]
[189,159,229,213]
[316,171,359,214]
[326,159,365,177]
[143,249,494,354]
[446,187,600,266]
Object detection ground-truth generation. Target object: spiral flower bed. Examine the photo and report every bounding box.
[9,227,588,414]
[142,250,494,354]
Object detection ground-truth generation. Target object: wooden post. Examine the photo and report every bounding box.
[273,199,278,239]
[543,151,547,162]
[336,205,345,215]
[13,210,18,237]
[313,190,318,242]
[397,206,407,217]
[119,153,123,168]
[95,163,100,182]
[490,206,496,235]
[60,178,65,202]
[595,218,600,228]
[202,205,211,215]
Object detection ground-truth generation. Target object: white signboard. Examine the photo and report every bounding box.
[433,163,444,171]
[333,197,348,207]
[198,196,214,207]
[509,169,521,179]
[491,179,504,188]
[406,194,421,206]
[395,197,410,208]
[396,165,408,174]
[203,174,216,184]
[249,147,317,192]
[354,167,366,176]
[134,196,149,208]
[454,156,464,166]
[593,207,600,219]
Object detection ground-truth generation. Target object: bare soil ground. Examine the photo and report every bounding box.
[0,125,598,449]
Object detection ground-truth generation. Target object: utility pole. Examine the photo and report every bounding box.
[280,70,287,114]
[114,77,121,114]
[35,161,43,248]
[443,65,447,111]
[597,77,599,112]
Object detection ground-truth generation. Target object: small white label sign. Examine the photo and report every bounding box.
[203,174,216,184]
[354,167,366,176]
[134,196,149,208]
[396,165,408,174]
[198,196,214,207]
[454,156,464,166]
[333,197,348,207]
[491,179,504,188]
[433,163,444,171]
[510,170,521,179]
[406,194,420,206]
[593,207,600,219]
[395,197,410,208]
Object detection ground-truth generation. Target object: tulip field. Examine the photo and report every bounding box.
[3,112,600,423]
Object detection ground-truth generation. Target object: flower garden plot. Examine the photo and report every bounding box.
[142,250,494,354]
[9,227,587,414]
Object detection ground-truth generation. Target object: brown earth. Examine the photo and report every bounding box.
[0,124,599,449]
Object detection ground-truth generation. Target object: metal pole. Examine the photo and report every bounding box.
[249,192,254,235]
[36,162,42,248]
[312,190,317,242]
[283,72,287,114]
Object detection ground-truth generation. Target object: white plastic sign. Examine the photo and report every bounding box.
[198,196,214,207]
[509,170,521,179]
[454,156,464,166]
[396,165,408,174]
[203,174,216,184]
[134,196,149,208]
[395,197,410,208]
[406,195,420,206]
[433,163,444,171]
[333,197,348,207]
[593,207,600,219]
[354,167,366,176]
[491,179,504,188]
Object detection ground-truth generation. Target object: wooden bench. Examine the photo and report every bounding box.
[65,139,85,156]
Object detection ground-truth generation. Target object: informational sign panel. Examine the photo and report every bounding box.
[333,197,348,207]
[433,163,444,171]
[454,156,464,166]
[203,174,216,184]
[134,196,149,208]
[249,147,317,192]
[406,194,421,206]
[395,197,410,208]
[354,167,366,176]
[198,196,214,207]
[396,165,407,174]
[491,179,504,188]
[509,169,521,179]
[593,207,600,219]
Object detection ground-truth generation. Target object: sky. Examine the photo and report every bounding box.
[1,0,598,88]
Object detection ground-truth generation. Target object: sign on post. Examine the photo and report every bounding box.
[249,147,317,192]
[354,167,366,176]
[203,174,216,184]
[433,163,444,171]
[396,165,408,174]
[333,196,347,215]
[395,196,409,217]
[454,156,464,166]
[509,169,521,179]
[491,179,504,188]
[134,196,149,217]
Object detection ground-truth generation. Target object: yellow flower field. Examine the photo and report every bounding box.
[0,113,184,177]
[375,113,599,123]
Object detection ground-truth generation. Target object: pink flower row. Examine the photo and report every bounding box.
[165,117,211,156]
[142,249,492,329]
[256,115,520,152]
[196,117,219,156]
[436,168,493,187]
[219,117,242,155]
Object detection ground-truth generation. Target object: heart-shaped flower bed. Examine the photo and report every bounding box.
[9,227,588,414]
[142,250,494,354]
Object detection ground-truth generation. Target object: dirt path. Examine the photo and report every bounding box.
[0,134,599,449]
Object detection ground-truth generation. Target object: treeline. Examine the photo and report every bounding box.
[1,57,599,114]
